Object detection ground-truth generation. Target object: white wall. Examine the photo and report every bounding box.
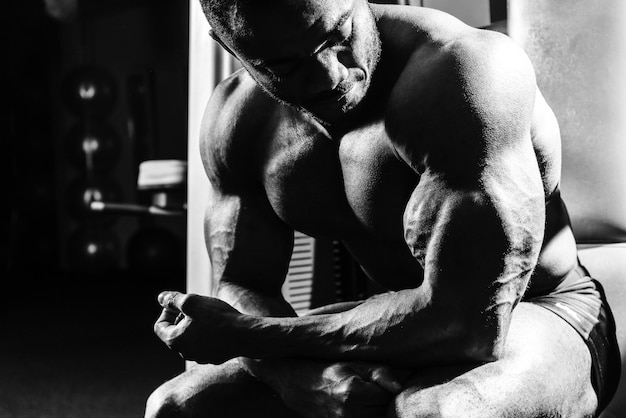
[186,0,239,296]
[186,0,213,296]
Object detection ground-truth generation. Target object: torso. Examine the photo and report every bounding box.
[258,107,424,289]
[212,6,579,296]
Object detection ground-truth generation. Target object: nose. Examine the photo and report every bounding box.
[306,48,349,96]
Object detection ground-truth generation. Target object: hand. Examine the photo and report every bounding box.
[154,291,242,364]
[245,359,406,418]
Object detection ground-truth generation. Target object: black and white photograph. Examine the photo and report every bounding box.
[4,0,625,417]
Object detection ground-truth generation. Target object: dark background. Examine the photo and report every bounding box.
[5,1,189,416]
[6,0,189,285]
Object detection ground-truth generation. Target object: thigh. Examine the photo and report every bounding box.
[389,303,598,418]
[147,359,299,418]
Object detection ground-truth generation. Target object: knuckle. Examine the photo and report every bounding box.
[180,294,198,312]
[337,376,359,397]
[323,363,343,379]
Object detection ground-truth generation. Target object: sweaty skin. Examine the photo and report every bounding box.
[149,2,596,418]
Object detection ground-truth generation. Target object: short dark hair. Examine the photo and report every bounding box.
[198,0,251,43]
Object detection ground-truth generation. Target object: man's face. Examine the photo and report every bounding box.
[227,0,381,125]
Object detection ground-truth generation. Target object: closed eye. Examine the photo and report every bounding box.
[253,60,300,79]
[268,62,300,78]
[336,16,353,46]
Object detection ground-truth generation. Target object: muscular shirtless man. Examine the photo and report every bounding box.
[146,1,620,417]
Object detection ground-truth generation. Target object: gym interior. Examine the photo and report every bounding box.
[4,0,625,416]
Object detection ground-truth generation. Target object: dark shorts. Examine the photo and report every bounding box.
[524,264,621,413]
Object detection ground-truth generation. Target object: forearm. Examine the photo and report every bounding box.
[235,286,482,368]
[212,280,343,390]
[215,282,368,384]
[215,280,296,318]
[213,281,297,375]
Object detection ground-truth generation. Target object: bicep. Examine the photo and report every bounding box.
[398,34,546,353]
[401,132,546,356]
[404,162,544,303]
[398,31,544,288]
[199,77,294,295]
[205,186,295,296]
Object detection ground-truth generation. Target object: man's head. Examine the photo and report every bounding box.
[200,0,382,125]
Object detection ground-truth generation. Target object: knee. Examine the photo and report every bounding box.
[144,384,185,418]
[387,383,483,418]
[387,388,440,418]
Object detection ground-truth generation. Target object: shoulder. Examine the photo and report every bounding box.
[386,23,537,177]
[414,28,537,138]
[200,69,276,193]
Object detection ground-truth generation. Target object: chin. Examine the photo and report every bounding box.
[305,104,354,128]
[309,85,369,126]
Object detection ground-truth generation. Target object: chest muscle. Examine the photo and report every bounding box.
[260,120,417,242]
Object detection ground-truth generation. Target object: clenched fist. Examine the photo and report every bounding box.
[154,291,244,364]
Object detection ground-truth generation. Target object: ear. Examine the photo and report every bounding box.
[209,29,237,58]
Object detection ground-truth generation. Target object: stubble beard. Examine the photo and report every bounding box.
[300,24,382,129]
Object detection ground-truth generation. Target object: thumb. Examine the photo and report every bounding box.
[158,291,186,312]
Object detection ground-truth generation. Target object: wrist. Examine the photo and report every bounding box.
[235,312,347,361]
[236,314,295,359]
[235,314,276,359]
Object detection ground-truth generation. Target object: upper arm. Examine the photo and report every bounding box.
[203,189,294,297]
[200,75,294,297]
[389,31,545,356]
